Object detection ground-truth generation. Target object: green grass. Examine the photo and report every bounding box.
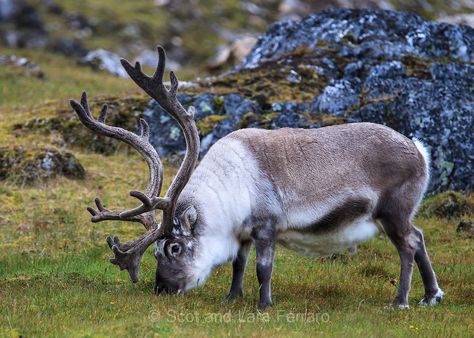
[0,223,473,337]
[0,48,137,112]
[0,154,473,337]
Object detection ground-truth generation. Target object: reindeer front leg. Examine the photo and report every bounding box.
[251,218,276,309]
[225,240,252,301]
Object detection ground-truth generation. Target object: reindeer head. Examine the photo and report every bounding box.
[153,205,201,294]
[69,46,200,293]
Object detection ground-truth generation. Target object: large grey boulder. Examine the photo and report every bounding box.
[239,8,474,68]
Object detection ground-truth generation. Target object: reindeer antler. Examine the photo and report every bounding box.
[69,46,200,283]
[120,46,200,234]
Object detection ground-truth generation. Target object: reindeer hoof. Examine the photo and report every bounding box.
[222,291,243,304]
[384,303,409,310]
[258,300,272,310]
[419,289,444,306]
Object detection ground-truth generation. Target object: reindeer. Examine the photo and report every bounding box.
[69,46,444,309]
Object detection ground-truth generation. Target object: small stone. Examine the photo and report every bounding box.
[207,36,257,69]
[79,49,128,77]
[0,55,46,78]
[456,219,473,238]
[287,69,302,83]
[48,37,88,57]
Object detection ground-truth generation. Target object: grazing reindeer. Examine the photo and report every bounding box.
[70,46,443,309]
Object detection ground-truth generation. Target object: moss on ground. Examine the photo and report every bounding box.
[239,111,280,129]
[421,191,474,219]
[389,0,474,20]
[194,46,350,103]
[12,95,149,154]
[0,48,137,112]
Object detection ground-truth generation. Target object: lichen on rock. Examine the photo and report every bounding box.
[0,146,85,185]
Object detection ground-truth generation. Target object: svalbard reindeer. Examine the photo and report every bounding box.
[69,46,443,309]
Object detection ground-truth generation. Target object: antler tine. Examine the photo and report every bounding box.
[98,105,107,123]
[69,92,169,228]
[153,46,165,82]
[106,226,162,283]
[121,46,200,236]
[139,118,150,140]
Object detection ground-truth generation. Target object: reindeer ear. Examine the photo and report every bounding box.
[181,206,197,232]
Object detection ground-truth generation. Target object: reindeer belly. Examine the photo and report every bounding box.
[277,218,380,257]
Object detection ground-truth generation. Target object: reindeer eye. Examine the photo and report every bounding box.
[168,243,182,257]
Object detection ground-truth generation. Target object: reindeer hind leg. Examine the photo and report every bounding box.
[377,188,419,309]
[412,226,444,305]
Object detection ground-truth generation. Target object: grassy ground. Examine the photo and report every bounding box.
[0,181,473,337]
[0,130,473,337]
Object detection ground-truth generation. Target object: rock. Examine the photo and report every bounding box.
[456,219,473,234]
[143,98,187,157]
[287,69,302,83]
[456,218,474,239]
[207,36,258,69]
[144,93,260,155]
[278,0,311,20]
[0,55,45,78]
[420,191,474,219]
[154,0,170,6]
[42,0,64,15]
[0,146,85,185]
[0,0,48,48]
[137,49,181,71]
[67,11,94,33]
[311,79,360,116]
[0,0,16,20]
[79,49,128,77]
[211,93,259,140]
[11,2,44,30]
[347,66,473,192]
[239,9,474,69]
[48,37,88,57]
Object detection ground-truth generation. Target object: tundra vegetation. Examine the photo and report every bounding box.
[1,2,474,337]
